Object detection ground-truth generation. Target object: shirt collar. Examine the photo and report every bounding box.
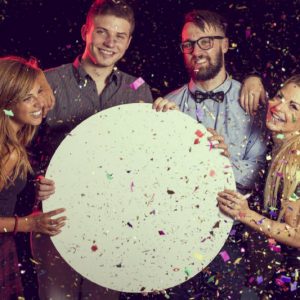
[72,56,119,85]
[188,73,233,96]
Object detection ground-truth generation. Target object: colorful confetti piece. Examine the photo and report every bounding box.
[129,77,145,90]
[219,250,230,262]
[3,109,14,117]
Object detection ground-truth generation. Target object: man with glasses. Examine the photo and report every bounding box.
[162,10,267,299]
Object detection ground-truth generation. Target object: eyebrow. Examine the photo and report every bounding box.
[95,26,129,36]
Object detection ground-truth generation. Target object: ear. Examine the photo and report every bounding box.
[125,35,132,50]
[222,37,229,54]
[81,24,88,42]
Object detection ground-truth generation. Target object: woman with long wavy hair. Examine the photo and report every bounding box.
[0,56,66,299]
[217,74,300,298]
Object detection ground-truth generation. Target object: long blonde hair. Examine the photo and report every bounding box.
[264,75,300,218]
[0,56,41,188]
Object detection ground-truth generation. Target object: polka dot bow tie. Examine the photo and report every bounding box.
[194,90,225,104]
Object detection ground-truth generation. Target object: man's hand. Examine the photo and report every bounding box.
[240,76,266,116]
[35,176,55,201]
[207,128,230,158]
[37,71,55,117]
[152,97,179,112]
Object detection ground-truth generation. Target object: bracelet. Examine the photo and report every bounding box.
[13,215,19,235]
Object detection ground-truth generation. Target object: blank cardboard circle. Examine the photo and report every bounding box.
[44,103,235,293]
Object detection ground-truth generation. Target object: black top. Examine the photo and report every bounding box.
[0,176,26,217]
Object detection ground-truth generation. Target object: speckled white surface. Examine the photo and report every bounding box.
[44,103,235,293]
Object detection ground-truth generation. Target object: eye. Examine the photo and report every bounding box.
[290,103,299,111]
[116,34,126,40]
[182,41,193,49]
[96,29,106,35]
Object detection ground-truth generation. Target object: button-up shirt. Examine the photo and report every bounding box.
[35,57,153,170]
[165,76,267,192]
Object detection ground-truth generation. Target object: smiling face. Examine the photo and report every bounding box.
[81,14,132,70]
[8,80,44,132]
[181,22,228,82]
[266,82,300,139]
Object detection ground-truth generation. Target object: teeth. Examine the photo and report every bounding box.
[31,110,41,116]
[272,113,285,122]
[100,49,114,55]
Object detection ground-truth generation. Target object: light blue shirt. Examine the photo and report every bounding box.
[166,76,267,192]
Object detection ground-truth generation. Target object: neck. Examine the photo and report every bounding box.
[81,56,114,84]
[194,68,226,91]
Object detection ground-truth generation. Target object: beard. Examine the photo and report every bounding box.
[185,50,224,81]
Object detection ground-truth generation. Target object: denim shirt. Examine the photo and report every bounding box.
[166,76,267,192]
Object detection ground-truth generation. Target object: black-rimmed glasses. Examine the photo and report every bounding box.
[180,36,225,54]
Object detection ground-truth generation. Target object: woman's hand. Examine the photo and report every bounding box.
[27,208,66,236]
[152,97,179,112]
[217,189,250,220]
[207,128,230,158]
[240,76,266,116]
[35,176,55,201]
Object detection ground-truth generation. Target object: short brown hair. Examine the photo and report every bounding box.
[86,0,135,34]
[184,10,228,36]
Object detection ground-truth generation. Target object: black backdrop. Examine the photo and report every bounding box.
[1,0,299,97]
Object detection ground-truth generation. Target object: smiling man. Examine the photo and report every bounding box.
[163,10,268,300]
[32,1,153,299]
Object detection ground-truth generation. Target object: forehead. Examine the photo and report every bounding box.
[281,83,300,102]
[91,14,131,34]
[182,22,223,40]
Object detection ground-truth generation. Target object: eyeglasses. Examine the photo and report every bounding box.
[180,36,225,54]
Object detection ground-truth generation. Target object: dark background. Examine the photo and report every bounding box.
[0,0,299,96]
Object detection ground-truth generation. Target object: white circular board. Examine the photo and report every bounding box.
[44,103,235,293]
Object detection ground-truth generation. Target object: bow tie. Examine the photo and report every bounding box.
[193,90,225,104]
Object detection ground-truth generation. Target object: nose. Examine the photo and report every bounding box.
[103,34,115,48]
[269,98,285,112]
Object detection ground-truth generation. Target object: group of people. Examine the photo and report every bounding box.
[0,0,299,299]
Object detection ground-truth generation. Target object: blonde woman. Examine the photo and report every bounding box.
[0,56,66,299]
[217,74,300,298]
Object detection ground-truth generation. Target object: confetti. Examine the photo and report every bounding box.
[184,267,191,276]
[209,170,216,177]
[29,258,40,265]
[276,134,285,139]
[207,275,215,283]
[194,138,199,144]
[3,109,14,117]
[127,222,133,228]
[130,181,134,192]
[234,257,242,265]
[257,217,266,225]
[219,250,230,262]
[281,275,291,283]
[158,230,165,235]
[193,252,203,261]
[290,281,297,292]
[167,189,175,195]
[91,244,98,252]
[129,77,145,90]
[256,275,263,284]
[106,172,113,180]
[195,129,204,138]
[290,193,299,201]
